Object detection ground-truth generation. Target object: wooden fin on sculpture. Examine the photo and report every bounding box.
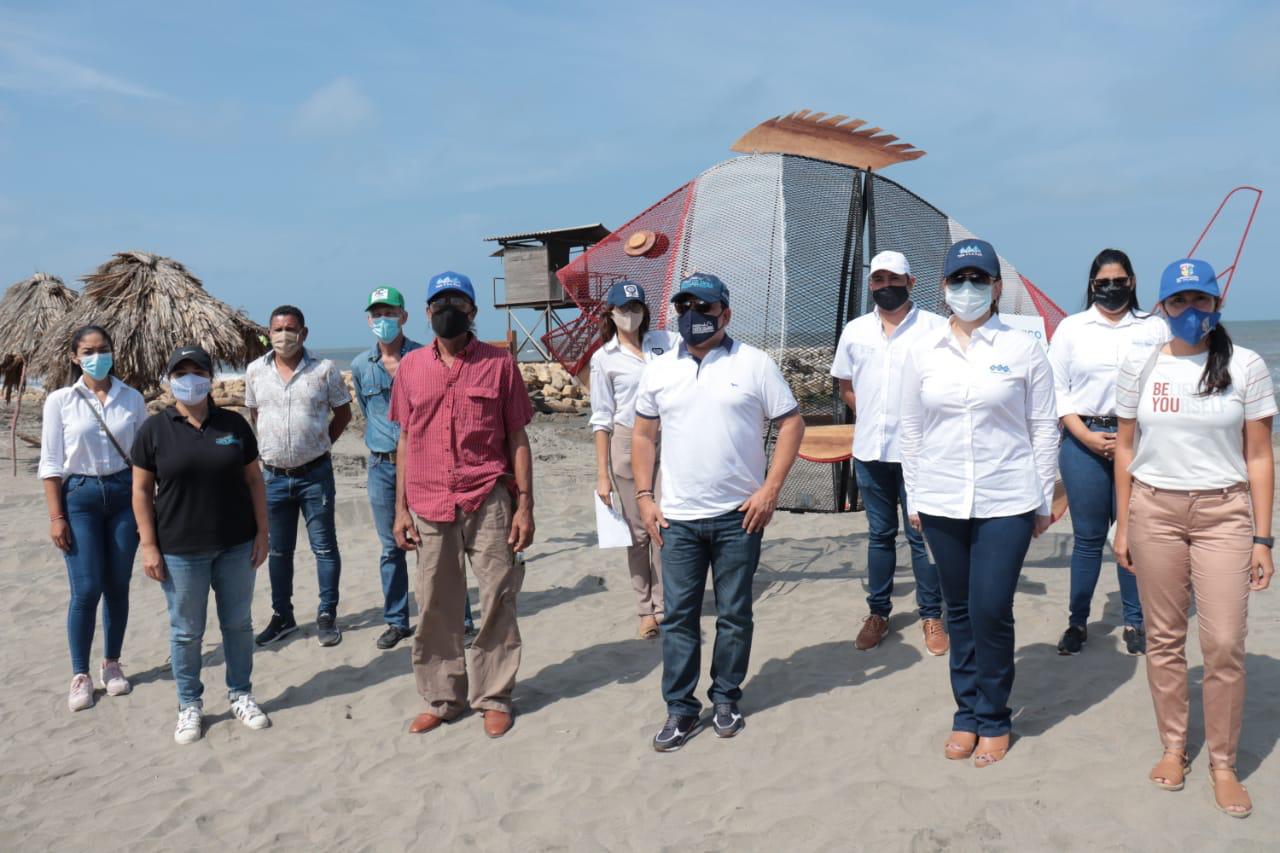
[730,110,925,170]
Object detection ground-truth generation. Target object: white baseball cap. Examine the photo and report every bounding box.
[869,250,911,276]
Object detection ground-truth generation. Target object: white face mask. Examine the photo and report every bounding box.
[944,283,993,322]
[612,307,643,334]
[171,374,212,405]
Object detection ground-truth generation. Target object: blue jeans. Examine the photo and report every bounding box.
[920,512,1034,736]
[1059,425,1143,627]
[854,459,942,619]
[659,510,763,716]
[160,540,256,709]
[265,458,341,618]
[62,471,138,675]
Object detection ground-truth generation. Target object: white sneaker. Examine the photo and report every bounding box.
[68,673,94,712]
[174,706,204,744]
[230,694,271,730]
[101,660,132,696]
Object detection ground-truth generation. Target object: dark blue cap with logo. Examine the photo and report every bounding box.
[673,273,730,306]
[1158,258,1219,302]
[426,271,476,303]
[943,239,1001,278]
[605,280,647,307]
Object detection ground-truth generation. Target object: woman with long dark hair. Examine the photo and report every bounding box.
[588,280,678,639]
[1047,249,1168,656]
[39,325,147,711]
[1114,259,1275,818]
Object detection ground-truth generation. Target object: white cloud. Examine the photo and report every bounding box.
[292,78,377,135]
[0,35,172,101]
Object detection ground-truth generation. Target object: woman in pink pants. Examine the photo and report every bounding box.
[1113,258,1275,818]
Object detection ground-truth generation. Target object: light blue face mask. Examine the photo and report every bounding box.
[1166,306,1221,345]
[80,353,113,381]
[371,316,401,343]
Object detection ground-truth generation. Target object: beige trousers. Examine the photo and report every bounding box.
[609,424,663,617]
[1128,479,1253,768]
[412,486,524,717]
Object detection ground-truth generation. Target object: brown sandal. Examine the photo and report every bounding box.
[944,731,978,760]
[1209,767,1252,818]
[1148,749,1190,791]
[637,616,660,640]
[974,734,1010,768]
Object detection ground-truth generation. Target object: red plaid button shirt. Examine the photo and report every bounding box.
[389,337,533,522]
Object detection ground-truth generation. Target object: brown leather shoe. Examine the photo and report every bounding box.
[922,618,949,656]
[854,614,889,650]
[483,709,513,738]
[408,712,446,734]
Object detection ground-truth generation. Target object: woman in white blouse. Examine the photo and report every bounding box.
[588,280,679,639]
[40,325,148,712]
[1113,259,1275,818]
[1047,249,1168,657]
[900,239,1058,768]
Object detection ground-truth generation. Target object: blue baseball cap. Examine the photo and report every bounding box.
[426,271,475,304]
[943,239,1001,279]
[1158,258,1219,302]
[605,280,646,307]
[673,273,730,306]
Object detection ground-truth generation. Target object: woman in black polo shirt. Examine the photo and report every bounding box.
[131,345,271,745]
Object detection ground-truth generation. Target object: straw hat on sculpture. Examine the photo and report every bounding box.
[0,272,79,401]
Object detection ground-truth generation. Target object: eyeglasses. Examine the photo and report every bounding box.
[945,272,994,286]
[429,294,473,310]
[1091,277,1131,288]
[673,298,720,315]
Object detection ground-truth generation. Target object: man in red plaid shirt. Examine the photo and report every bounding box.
[390,271,534,739]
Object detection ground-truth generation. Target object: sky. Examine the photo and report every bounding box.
[2,1,1277,348]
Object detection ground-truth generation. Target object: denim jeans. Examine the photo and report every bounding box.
[659,510,763,716]
[265,457,341,618]
[854,459,942,619]
[1059,424,1143,627]
[160,540,256,709]
[62,471,138,675]
[920,511,1035,736]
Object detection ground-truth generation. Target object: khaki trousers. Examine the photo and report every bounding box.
[1128,479,1253,768]
[610,424,663,617]
[412,487,524,717]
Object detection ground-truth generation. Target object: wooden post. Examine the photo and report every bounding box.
[10,364,25,477]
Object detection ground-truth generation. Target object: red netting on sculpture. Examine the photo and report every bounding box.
[1022,276,1067,340]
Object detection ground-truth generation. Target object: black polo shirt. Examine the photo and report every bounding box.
[131,405,259,555]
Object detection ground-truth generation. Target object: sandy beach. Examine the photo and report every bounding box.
[1,395,1278,852]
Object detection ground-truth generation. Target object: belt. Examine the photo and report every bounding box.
[1132,478,1249,497]
[371,450,397,463]
[1081,415,1118,428]
[263,452,331,477]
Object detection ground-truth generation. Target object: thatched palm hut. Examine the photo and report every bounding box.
[0,272,80,401]
[31,251,268,395]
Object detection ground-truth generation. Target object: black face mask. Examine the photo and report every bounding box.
[678,309,720,347]
[871,285,910,312]
[1092,282,1132,312]
[430,305,470,339]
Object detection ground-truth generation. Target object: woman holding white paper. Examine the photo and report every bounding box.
[588,280,679,639]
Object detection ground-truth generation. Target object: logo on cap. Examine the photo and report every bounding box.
[372,288,389,300]
[180,349,196,356]
[436,276,461,288]
[1177,262,1199,283]
[623,284,639,299]
[958,244,984,258]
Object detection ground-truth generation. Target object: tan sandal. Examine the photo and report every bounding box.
[944,731,978,760]
[1209,767,1252,818]
[1148,749,1190,791]
[637,616,660,640]
[974,734,1010,768]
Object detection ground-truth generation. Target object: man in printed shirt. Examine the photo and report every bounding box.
[391,272,534,739]
[246,305,352,648]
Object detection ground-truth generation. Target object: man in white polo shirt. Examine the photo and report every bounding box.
[632,273,805,752]
[831,251,949,656]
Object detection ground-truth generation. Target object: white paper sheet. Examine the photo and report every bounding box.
[594,492,634,549]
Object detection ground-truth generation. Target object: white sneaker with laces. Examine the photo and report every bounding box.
[230,694,271,730]
[68,673,94,712]
[174,706,203,744]
[101,660,132,696]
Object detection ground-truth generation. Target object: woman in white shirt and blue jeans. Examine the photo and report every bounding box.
[901,240,1058,768]
[39,325,148,712]
[1113,259,1275,818]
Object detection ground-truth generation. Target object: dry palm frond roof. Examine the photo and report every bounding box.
[0,272,80,397]
[30,251,268,394]
[731,110,926,170]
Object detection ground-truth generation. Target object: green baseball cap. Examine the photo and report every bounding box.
[366,286,405,310]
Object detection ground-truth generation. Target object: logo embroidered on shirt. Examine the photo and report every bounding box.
[652,348,665,355]
[215,435,241,446]
[989,364,1011,374]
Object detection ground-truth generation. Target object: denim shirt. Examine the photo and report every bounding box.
[351,337,422,453]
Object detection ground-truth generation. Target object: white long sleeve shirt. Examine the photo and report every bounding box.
[39,378,148,479]
[588,330,680,432]
[900,314,1059,519]
[1047,306,1168,418]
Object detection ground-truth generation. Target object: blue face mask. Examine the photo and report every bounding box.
[370,316,401,343]
[678,309,721,347]
[1166,306,1221,345]
[80,353,112,381]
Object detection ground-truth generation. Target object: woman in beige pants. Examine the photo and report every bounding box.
[1114,258,1275,818]
[588,280,680,639]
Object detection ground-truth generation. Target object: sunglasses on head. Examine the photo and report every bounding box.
[1091,277,1131,288]
[673,298,719,315]
[945,271,994,286]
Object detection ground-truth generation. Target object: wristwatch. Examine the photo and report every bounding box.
[1255,535,1275,548]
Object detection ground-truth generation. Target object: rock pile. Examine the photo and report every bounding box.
[518,362,590,415]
